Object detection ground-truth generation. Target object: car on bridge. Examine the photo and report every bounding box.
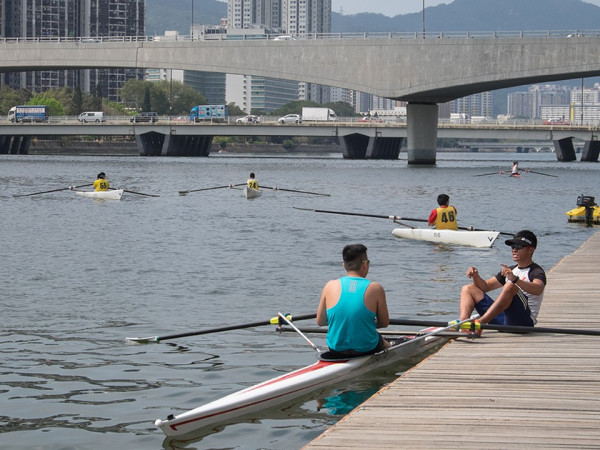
[131,112,158,123]
[543,119,570,125]
[278,114,302,124]
[236,115,262,124]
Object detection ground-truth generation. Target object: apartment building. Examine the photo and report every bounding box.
[0,0,145,102]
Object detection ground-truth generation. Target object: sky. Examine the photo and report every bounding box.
[331,0,600,16]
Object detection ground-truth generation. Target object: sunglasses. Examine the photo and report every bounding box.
[511,244,529,250]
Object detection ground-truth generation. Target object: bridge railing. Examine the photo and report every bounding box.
[0,30,598,45]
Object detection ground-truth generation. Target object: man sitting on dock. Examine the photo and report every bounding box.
[459,230,546,328]
[317,244,391,357]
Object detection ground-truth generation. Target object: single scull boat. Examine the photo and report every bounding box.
[392,227,499,248]
[155,319,468,437]
[243,186,262,199]
[74,189,124,200]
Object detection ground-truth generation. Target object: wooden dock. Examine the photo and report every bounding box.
[304,232,600,449]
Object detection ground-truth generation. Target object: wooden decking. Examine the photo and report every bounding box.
[304,232,600,449]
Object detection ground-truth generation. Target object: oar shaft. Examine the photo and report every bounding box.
[389,318,600,336]
[262,186,330,197]
[14,183,92,197]
[294,207,395,220]
[122,189,160,197]
[135,313,317,342]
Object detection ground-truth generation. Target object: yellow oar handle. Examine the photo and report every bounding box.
[449,320,481,331]
[270,314,292,325]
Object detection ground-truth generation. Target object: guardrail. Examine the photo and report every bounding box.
[0,30,597,44]
[1,115,599,129]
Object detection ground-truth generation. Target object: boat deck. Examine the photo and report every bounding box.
[303,231,600,449]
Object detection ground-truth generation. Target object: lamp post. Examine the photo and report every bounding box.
[422,0,425,38]
[191,0,194,40]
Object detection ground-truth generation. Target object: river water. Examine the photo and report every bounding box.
[0,150,598,449]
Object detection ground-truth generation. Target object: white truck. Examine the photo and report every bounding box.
[301,107,338,122]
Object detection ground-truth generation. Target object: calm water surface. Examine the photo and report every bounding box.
[0,151,598,449]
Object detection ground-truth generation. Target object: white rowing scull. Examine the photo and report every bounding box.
[155,318,472,437]
[391,227,500,248]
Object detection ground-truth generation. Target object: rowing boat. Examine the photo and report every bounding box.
[243,186,262,199]
[392,227,499,248]
[74,189,124,200]
[154,324,453,437]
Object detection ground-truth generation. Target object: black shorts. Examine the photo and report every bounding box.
[320,334,386,360]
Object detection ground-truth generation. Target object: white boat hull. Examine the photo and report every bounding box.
[155,328,447,437]
[74,189,123,200]
[392,227,499,248]
[244,186,262,198]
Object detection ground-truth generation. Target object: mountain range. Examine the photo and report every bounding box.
[146,0,600,35]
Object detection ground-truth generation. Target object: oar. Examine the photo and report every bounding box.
[277,312,321,353]
[126,312,317,343]
[388,318,600,336]
[474,172,503,177]
[122,189,160,198]
[13,183,93,197]
[293,207,514,236]
[178,183,246,196]
[277,326,467,338]
[524,169,558,178]
[261,185,330,197]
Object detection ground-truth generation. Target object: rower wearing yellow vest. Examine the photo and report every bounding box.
[93,172,109,191]
[428,193,458,230]
[247,172,258,190]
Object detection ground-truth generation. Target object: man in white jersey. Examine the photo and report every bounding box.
[459,230,546,327]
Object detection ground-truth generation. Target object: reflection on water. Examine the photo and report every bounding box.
[0,152,598,449]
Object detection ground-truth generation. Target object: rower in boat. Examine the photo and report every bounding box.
[244,172,262,198]
[247,172,258,190]
[510,161,520,177]
[316,243,391,358]
[428,193,458,230]
[93,172,109,191]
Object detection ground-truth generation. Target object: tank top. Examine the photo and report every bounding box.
[433,205,458,230]
[326,276,379,352]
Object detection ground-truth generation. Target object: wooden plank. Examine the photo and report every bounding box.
[303,231,600,449]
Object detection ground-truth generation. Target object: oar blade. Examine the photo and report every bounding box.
[126,335,159,344]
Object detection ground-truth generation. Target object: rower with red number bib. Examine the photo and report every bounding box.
[428,193,458,230]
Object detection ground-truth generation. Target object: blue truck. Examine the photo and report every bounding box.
[189,105,228,123]
[8,105,49,123]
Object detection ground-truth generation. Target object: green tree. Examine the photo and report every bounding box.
[0,86,31,115]
[28,94,64,116]
[142,87,152,111]
[227,102,245,116]
[119,80,205,115]
[72,87,83,115]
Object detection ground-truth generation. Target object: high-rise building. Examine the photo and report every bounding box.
[0,0,145,102]
[226,0,336,111]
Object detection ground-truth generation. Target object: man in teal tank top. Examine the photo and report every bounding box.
[316,244,391,356]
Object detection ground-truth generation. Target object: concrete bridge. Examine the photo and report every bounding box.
[1,31,600,163]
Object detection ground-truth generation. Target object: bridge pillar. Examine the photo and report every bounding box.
[136,132,214,156]
[553,137,576,162]
[0,136,30,154]
[162,135,213,156]
[365,137,403,159]
[407,103,438,164]
[339,133,369,159]
[580,140,600,162]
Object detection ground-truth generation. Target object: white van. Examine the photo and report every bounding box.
[78,111,105,123]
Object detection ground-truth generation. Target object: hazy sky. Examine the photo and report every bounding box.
[331,0,600,16]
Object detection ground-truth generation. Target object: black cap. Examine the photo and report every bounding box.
[505,230,537,248]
